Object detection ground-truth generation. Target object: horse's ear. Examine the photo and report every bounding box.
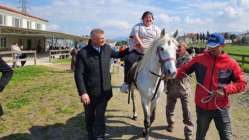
[173,29,178,38]
[160,28,166,37]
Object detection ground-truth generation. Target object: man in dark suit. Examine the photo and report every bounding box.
[0,57,13,117]
[74,28,127,140]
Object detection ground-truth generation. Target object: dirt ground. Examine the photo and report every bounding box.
[43,64,249,140]
[105,65,249,140]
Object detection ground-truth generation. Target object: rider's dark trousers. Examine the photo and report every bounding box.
[124,50,143,83]
[84,98,108,140]
[196,106,232,140]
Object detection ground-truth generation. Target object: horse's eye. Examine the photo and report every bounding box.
[168,41,171,46]
[160,47,164,51]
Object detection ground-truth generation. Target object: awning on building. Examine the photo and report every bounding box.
[0,26,89,42]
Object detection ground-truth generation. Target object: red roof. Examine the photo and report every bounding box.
[0,4,48,22]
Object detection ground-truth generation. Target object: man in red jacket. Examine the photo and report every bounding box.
[177,33,247,140]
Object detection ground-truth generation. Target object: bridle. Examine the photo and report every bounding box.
[156,47,175,64]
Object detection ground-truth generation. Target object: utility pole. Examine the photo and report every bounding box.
[19,0,28,14]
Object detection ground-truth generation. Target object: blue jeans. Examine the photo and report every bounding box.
[196,106,232,140]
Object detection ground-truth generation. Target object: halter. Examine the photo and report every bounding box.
[156,47,175,64]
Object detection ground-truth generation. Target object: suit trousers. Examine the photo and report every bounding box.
[84,98,108,140]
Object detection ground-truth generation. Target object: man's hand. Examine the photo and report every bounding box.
[80,93,90,105]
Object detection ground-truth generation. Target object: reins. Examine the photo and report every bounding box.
[181,72,223,111]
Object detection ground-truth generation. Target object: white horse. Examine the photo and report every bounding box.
[129,29,178,139]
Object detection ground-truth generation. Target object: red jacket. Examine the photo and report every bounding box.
[177,52,247,110]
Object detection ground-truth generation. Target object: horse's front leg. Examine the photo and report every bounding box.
[150,97,158,126]
[131,90,137,120]
[141,97,150,139]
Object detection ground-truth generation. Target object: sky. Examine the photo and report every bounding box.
[1,0,249,39]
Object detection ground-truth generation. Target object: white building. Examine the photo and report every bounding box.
[0,4,47,31]
[0,4,88,53]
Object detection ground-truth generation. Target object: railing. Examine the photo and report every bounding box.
[0,50,37,66]
[49,49,71,62]
[228,53,249,65]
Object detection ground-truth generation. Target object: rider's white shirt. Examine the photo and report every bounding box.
[129,22,160,54]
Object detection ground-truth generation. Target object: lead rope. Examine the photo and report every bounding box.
[181,72,223,111]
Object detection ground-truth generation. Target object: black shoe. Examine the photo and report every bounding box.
[166,125,174,132]
[185,135,192,140]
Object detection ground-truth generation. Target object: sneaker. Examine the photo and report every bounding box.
[120,83,129,93]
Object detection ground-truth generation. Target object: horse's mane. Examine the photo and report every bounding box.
[138,34,178,71]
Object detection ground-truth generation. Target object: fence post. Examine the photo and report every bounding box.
[34,51,37,65]
[49,51,51,63]
[242,56,245,65]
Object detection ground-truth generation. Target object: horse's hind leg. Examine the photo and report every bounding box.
[141,97,150,139]
[150,98,158,126]
[131,90,137,120]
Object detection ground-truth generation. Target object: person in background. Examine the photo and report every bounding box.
[176,33,247,140]
[120,11,161,93]
[19,45,27,67]
[0,57,13,117]
[74,28,127,140]
[165,41,193,140]
[11,42,21,68]
[70,46,79,71]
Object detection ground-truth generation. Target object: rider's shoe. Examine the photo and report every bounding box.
[120,83,129,93]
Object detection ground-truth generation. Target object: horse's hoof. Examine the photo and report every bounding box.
[142,129,146,137]
[132,115,137,120]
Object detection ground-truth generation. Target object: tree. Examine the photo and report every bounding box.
[115,40,127,46]
[224,32,230,39]
[206,31,210,40]
[196,33,200,41]
[230,34,237,42]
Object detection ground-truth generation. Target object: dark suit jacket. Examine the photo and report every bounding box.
[0,57,13,92]
[74,44,126,102]
[0,57,13,116]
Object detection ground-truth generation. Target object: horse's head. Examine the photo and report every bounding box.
[153,29,178,79]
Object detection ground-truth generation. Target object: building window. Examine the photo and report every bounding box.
[36,23,42,30]
[0,14,6,25]
[0,37,7,48]
[12,17,22,28]
[27,21,31,29]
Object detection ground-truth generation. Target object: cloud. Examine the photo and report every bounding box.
[158,13,180,24]
[47,24,60,31]
[224,7,239,17]
[24,0,249,38]
[101,20,131,30]
[185,16,211,25]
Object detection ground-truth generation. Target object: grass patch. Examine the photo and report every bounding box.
[52,58,71,64]
[6,96,30,109]
[11,65,51,83]
[0,65,85,139]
